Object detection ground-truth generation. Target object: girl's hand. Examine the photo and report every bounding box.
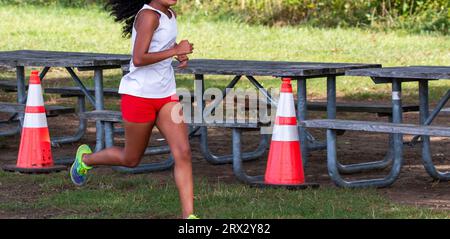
[176,55,189,68]
[176,54,189,62]
[174,40,194,56]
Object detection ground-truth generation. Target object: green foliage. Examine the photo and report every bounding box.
[178,0,449,34]
[0,0,448,34]
[0,0,101,7]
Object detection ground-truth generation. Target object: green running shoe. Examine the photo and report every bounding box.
[187,214,200,219]
[70,144,93,186]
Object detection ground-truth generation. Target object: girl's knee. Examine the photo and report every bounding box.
[172,145,192,160]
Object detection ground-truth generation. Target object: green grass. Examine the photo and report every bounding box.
[0,171,447,219]
[0,4,449,103]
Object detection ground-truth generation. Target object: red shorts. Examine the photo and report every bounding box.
[121,94,179,123]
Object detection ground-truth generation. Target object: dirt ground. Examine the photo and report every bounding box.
[0,108,449,215]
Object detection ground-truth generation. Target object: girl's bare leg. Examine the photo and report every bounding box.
[156,102,194,218]
[83,121,155,168]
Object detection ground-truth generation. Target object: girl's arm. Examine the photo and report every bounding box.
[133,10,193,67]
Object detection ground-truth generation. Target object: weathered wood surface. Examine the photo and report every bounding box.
[346,66,450,81]
[0,79,420,115]
[173,59,381,77]
[0,51,380,77]
[45,87,119,97]
[307,102,419,114]
[300,119,450,137]
[0,80,18,92]
[0,50,130,68]
[80,110,122,122]
[442,108,450,115]
[81,110,265,128]
[0,81,119,97]
[0,103,75,116]
[242,98,419,114]
[189,121,265,128]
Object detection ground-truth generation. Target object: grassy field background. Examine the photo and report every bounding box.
[0,4,449,219]
[0,5,449,102]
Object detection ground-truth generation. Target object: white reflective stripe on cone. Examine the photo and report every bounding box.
[276,93,296,117]
[26,84,44,107]
[272,125,299,141]
[23,113,48,128]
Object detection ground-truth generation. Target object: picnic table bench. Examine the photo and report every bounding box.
[0,80,120,97]
[299,66,450,187]
[443,108,450,114]
[0,103,76,138]
[0,102,74,116]
[301,119,450,188]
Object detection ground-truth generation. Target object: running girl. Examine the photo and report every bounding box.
[70,0,197,219]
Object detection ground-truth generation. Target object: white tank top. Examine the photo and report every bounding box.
[119,4,178,99]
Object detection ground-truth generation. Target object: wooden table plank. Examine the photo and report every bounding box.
[174,59,381,77]
[0,50,130,67]
[0,50,380,77]
[346,66,450,81]
[301,119,450,137]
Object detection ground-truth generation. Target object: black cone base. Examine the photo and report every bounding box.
[250,181,320,190]
[2,164,67,174]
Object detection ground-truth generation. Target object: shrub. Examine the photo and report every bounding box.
[0,0,448,34]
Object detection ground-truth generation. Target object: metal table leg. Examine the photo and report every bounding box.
[419,81,450,180]
[246,76,278,107]
[65,67,100,150]
[93,69,105,152]
[337,134,394,174]
[297,77,308,166]
[66,67,96,106]
[327,129,402,188]
[327,79,404,188]
[329,75,394,174]
[204,75,242,117]
[16,66,26,130]
[51,96,87,146]
[1,66,28,137]
[410,89,450,145]
[231,128,264,184]
[54,67,98,165]
[336,116,394,174]
[327,76,337,120]
[194,74,268,164]
[200,126,269,165]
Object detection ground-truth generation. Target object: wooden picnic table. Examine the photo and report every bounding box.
[313,66,450,187]
[78,58,382,177]
[0,50,384,182]
[166,59,382,180]
[0,50,130,152]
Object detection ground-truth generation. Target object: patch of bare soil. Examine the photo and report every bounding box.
[0,105,449,217]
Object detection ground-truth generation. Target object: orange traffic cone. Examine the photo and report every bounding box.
[263,78,318,189]
[2,71,65,174]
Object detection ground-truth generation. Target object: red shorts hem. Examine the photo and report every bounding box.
[121,94,179,123]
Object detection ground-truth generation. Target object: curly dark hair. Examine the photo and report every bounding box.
[105,0,152,38]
